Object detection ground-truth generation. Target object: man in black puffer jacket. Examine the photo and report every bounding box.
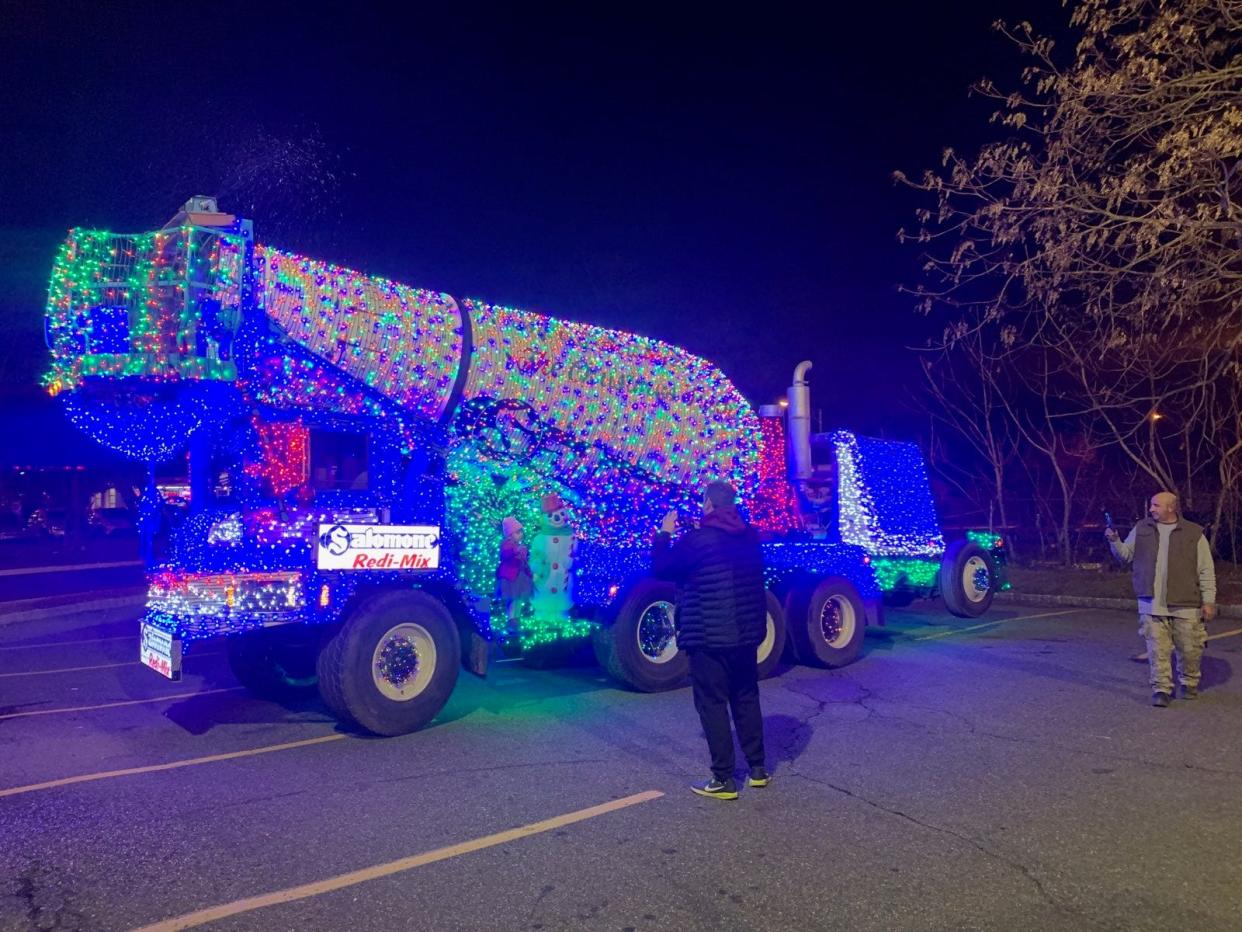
[653,480,768,800]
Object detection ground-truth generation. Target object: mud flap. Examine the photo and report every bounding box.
[464,629,491,677]
[864,597,885,627]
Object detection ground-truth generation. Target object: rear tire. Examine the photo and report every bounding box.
[756,590,787,680]
[592,578,688,691]
[787,576,866,668]
[940,540,996,618]
[316,590,460,736]
[226,627,322,700]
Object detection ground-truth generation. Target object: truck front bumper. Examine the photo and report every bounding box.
[144,570,307,643]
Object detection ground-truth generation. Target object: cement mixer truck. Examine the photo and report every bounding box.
[42,198,1007,735]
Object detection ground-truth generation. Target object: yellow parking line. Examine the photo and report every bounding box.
[914,609,1079,641]
[0,687,245,721]
[133,790,665,932]
[0,653,219,678]
[0,734,345,799]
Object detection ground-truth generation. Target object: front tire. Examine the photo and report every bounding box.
[786,576,866,668]
[317,590,460,736]
[940,540,996,618]
[593,578,688,691]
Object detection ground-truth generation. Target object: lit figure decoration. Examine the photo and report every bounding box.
[530,492,576,620]
[496,515,533,633]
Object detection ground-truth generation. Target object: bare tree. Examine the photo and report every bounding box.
[898,0,1242,555]
[919,327,1020,547]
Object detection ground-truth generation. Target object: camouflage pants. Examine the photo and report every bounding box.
[1139,614,1206,694]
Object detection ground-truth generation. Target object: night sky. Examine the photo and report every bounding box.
[0,1,1070,434]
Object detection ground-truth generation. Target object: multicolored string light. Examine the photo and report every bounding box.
[44,220,951,649]
[462,299,760,493]
[43,227,244,393]
[747,414,803,534]
[255,247,463,423]
[443,447,593,646]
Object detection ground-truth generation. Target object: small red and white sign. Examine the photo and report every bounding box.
[316,523,441,571]
[140,623,182,681]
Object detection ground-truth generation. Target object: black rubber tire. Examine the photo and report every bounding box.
[592,577,687,692]
[786,576,866,668]
[940,539,997,618]
[756,590,787,680]
[781,585,808,664]
[316,623,356,728]
[315,589,460,736]
[226,627,322,700]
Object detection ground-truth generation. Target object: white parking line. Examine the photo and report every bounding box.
[0,687,245,721]
[0,653,219,678]
[914,609,1079,641]
[0,734,346,799]
[132,790,665,931]
[0,561,142,577]
[0,635,135,651]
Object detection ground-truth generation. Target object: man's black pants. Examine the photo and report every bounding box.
[688,646,766,781]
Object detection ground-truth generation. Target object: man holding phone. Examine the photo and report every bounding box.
[1106,492,1217,706]
[653,480,769,799]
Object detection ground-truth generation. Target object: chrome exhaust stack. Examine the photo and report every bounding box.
[787,360,814,483]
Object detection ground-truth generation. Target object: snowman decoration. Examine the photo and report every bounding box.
[530,492,576,619]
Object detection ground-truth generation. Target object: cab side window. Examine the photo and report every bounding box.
[310,430,369,490]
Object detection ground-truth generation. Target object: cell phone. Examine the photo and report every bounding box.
[1103,511,1113,529]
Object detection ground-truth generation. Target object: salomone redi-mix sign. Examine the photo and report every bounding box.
[316,524,441,570]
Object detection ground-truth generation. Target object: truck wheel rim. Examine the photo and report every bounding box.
[819,597,856,649]
[757,612,777,664]
[963,556,990,602]
[372,623,436,701]
[637,600,678,664]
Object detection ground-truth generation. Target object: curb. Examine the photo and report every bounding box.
[0,589,146,626]
[995,591,1242,619]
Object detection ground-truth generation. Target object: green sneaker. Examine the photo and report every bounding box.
[746,768,771,788]
[691,778,738,800]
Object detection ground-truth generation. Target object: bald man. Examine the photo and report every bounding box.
[1107,492,1217,706]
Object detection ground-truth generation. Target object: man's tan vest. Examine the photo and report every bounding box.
[1132,517,1203,606]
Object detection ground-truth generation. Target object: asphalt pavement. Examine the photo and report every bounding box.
[1,601,1241,931]
[0,554,144,606]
